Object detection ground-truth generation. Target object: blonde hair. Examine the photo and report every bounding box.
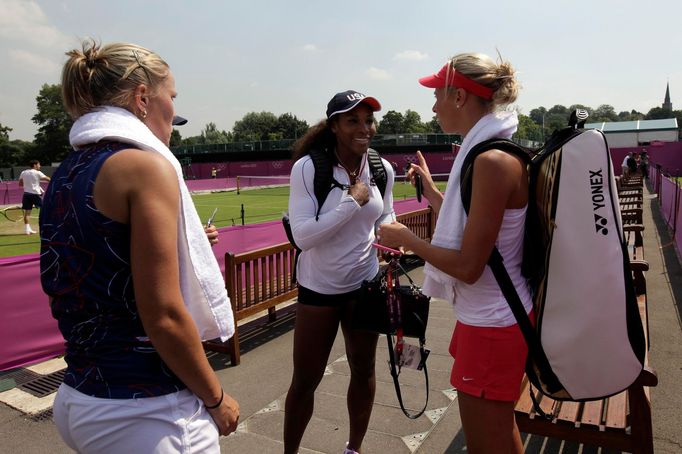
[61,39,170,119]
[447,52,519,109]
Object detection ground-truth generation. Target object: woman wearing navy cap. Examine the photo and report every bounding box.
[379,53,530,454]
[284,90,396,454]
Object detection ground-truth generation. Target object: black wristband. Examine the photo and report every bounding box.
[204,389,224,409]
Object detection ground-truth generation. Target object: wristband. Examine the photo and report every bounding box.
[204,389,224,409]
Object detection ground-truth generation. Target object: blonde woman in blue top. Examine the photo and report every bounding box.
[41,40,238,453]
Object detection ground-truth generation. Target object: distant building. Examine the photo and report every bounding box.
[585,118,678,147]
[663,82,673,111]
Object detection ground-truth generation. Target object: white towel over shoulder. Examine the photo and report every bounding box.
[70,106,234,341]
[421,111,519,303]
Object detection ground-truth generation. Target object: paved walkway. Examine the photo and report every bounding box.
[1,184,682,453]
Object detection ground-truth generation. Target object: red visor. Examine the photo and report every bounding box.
[419,63,494,101]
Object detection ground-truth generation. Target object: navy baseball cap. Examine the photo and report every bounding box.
[172,115,188,126]
[326,90,381,119]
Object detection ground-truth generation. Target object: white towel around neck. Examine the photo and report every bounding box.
[69,106,234,341]
[421,110,519,303]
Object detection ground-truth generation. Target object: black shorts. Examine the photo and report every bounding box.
[297,285,362,307]
[21,193,42,210]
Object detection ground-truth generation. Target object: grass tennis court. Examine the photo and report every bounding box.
[0,181,446,258]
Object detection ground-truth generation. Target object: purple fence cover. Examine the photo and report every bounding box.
[0,198,425,370]
[0,255,64,371]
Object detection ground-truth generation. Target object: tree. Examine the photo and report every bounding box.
[425,115,442,133]
[201,122,232,144]
[592,104,618,123]
[402,110,428,133]
[0,140,34,169]
[515,114,543,142]
[618,110,643,121]
[0,123,10,141]
[169,129,182,147]
[232,111,279,142]
[645,107,673,120]
[377,110,404,134]
[32,84,73,164]
[276,113,308,139]
[529,107,548,126]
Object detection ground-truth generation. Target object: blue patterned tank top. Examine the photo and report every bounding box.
[39,142,186,398]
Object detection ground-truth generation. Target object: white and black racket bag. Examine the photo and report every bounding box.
[461,109,646,402]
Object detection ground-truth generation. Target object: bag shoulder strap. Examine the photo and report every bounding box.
[366,148,387,198]
[458,138,564,395]
[309,149,345,220]
[486,248,562,393]
[460,138,531,214]
[386,333,430,419]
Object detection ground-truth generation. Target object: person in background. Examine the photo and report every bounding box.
[379,53,529,454]
[39,40,238,453]
[18,159,50,235]
[284,90,395,454]
[404,161,412,183]
[626,152,638,178]
[621,153,630,178]
[639,150,649,178]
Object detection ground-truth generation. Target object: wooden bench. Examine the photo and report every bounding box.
[202,242,297,365]
[204,207,435,365]
[514,227,657,453]
[625,224,648,295]
[617,176,644,225]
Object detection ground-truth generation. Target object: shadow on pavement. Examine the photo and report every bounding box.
[646,188,682,321]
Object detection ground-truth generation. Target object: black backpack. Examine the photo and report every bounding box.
[306,147,387,220]
[460,110,646,407]
[283,148,388,280]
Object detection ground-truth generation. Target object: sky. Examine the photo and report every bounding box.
[1,0,681,141]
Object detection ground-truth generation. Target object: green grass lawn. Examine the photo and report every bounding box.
[0,181,445,258]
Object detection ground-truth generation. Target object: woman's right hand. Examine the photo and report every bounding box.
[408,150,438,202]
[206,392,240,436]
[349,180,370,206]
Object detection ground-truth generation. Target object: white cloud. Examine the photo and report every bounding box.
[302,44,317,52]
[366,67,391,81]
[0,0,70,49]
[8,49,60,75]
[393,50,428,61]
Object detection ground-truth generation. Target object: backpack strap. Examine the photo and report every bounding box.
[366,148,387,198]
[459,138,564,396]
[459,138,531,214]
[309,149,346,221]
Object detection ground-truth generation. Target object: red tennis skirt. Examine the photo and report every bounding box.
[449,311,533,402]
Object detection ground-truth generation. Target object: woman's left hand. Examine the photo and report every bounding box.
[205,225,219,246]
[378,221,410,248]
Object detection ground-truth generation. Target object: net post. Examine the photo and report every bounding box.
[240,204,245,225]
[236,176,240,195]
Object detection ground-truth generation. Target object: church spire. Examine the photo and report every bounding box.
[663,81,672,111]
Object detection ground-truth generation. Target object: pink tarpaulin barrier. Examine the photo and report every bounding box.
[0,198,426,370]
[0,255,64,371]
[1,181,49,206]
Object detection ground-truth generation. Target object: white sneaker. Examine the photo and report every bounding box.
[25,226,37,235]
[343,443,359,454]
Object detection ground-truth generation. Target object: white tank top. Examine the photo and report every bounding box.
[453,206,533,327]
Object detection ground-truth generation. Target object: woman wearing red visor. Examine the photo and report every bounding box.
[379,53,530,454]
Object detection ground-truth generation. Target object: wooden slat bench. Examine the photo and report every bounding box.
[203,242,297,365]
[514,228,657,453]
[204,207,435,365]
[625,224,648,295]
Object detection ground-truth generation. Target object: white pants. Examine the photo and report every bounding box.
[53,383,220,454]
